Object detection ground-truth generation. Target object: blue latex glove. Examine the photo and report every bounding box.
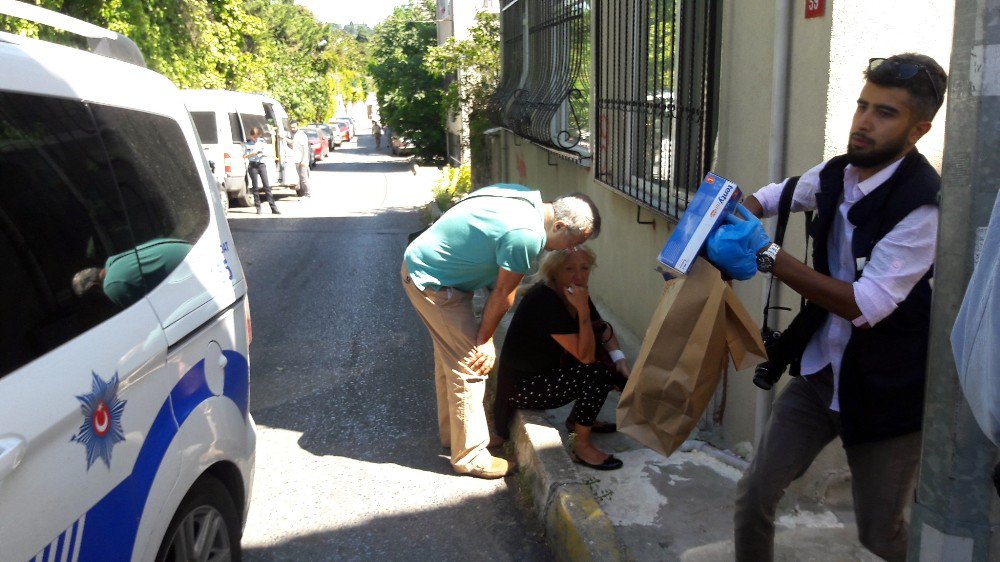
[706,204,773,281]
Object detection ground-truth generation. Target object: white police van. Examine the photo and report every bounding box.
[183,89,300,206]
[0,3,256,561]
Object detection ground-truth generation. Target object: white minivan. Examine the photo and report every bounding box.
[0,3,256,561]
[183,89,300,205]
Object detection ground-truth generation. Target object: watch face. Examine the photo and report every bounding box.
[756,253,774,272]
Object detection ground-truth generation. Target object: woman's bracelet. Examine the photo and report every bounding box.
[608,349,626,363]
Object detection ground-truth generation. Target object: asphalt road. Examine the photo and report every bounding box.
[228,133,550,561]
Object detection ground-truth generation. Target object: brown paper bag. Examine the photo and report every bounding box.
[616,258,766,457]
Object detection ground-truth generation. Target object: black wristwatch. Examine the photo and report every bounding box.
[756,243,780,273]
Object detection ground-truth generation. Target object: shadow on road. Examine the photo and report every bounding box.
[231,212,446,472]
[242,495,549,561]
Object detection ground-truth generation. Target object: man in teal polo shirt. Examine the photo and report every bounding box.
[402,184,601,478]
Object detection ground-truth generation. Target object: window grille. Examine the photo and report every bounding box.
[594,0,720,219]
[486,1,525,125]
[488,0,591,156]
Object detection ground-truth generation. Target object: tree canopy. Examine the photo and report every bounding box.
[425,11,499,170]
[367,0,446,160]
[0,0,371,123]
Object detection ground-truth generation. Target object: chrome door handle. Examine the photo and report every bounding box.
[0,435,27,481]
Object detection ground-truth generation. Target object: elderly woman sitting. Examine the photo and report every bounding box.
[493,246,629,470]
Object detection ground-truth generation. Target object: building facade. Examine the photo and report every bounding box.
[484,0,954,503]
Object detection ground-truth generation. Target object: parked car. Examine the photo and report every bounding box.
[182,89,298,206]
[303,127,327,160]
[310,123,339,150]
[334,119,353,142]
[333,115,356,138]
[0,4,255,561]
[314,127,330,159]
[390,133,416,156]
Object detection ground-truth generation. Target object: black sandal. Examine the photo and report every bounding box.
[570,451,623,471]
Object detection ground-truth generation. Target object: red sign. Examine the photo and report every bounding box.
[805,0,824,18]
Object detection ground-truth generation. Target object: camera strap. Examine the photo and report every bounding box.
[761,176,809,330]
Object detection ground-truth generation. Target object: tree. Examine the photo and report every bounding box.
[0,0,371,124]
[425,11,499,172]
[368,0,446,160]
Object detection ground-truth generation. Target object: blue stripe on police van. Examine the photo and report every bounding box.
[31,515,83,562]
[68,517,82,562]
[36,351,250,562]
[53,531,63,561]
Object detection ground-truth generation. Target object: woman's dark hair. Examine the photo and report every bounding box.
[865,53,947,121]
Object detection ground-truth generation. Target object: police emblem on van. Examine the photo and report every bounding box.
[71,373,127,469]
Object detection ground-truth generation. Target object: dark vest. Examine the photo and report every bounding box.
[805,150,940,445]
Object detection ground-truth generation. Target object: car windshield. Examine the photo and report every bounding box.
[304,130,318,139]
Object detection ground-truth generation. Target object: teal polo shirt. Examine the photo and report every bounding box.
[103,238,193,308]
[405,184,545,292]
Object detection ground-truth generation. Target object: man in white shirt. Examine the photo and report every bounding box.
[706,53,948,561]
[287,121,311,197]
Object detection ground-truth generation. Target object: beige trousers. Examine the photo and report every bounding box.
[401,262,492,472]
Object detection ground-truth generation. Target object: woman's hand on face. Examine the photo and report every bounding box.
[564,284,590,314]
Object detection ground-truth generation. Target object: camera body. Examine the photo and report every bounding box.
[753,329,793,390]
[753,303,828,390]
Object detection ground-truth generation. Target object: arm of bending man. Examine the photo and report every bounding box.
[467,267,524,376]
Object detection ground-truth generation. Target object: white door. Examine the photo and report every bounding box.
[0,91,173,560]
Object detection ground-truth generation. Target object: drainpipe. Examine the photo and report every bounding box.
[754,0,793,446]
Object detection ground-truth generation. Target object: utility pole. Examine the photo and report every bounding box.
[908,0,1000,560]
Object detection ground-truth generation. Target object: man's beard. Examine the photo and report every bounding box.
[846,133,909,168]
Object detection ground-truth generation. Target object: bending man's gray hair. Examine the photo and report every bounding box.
[551,192,601,239]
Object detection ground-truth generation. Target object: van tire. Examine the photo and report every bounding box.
[156,475,242,562]
[233,183,255,208]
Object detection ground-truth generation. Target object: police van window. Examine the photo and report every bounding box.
[239,113,268,141]
[0,92,142,376]
[229,113,242,143]
[190,111,218,144]
[89,104,207,297]
[262,103,276,128]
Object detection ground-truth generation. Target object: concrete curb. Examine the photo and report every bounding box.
[511,410,623,561]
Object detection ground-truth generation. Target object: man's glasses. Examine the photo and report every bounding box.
[868,57,942,107]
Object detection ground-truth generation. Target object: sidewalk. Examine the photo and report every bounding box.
[492,298,881,561]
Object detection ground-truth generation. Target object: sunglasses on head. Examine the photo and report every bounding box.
[868,57,942,107]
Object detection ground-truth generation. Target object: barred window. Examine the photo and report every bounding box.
[488,0,591,157]
[487,1,525,126]
[594,0,720,219]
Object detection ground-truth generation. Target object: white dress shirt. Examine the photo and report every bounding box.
[752,155,939,411]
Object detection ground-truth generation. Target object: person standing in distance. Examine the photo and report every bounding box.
[401,184,601,479]
[706,53,947,561]
[243,127,280,214]
[286,121,311,197]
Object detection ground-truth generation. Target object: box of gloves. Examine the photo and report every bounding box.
[657,172,742,277]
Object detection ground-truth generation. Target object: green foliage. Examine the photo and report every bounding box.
[424,11,499,165]
[368,0,446,160]
[432,162,472,211]
[425,11,499,117]
[0,0,370,123]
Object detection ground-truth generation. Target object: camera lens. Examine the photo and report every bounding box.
[753,363,779,390]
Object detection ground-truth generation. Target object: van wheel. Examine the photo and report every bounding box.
[233,184,255,208]
[156,476,241,562]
